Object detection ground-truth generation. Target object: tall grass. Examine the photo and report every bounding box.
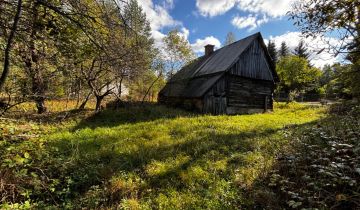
[0,102,326,209]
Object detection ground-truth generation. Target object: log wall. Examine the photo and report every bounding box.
[226,75,274,114]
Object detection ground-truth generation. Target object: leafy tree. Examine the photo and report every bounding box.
[290,0,359,55]
[333,64,360,98]
[127,63,165,102]
[290,0,360,98]
[277,55,322,101]
[224,32,236,46]
[278,42,290,57]
[294,40,310,60]
[0,0,157,113]
[0,0,22,91]
[163,29,195,77]
[74,0,155,111]
[0,0,111,113]
[321,64,348,99]
[111,0,156,104]
[267,40,278,63]
[320,65,334,86]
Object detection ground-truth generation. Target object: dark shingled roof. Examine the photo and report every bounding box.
[160,32,277,98]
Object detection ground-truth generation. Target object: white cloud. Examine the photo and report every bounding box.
[196,0,237,17]
[137,0,184,50]
[151,30,166,49]
[236,0,296,18]
[152,27,192,57]
[138,0,180,31]
[191,36,221,54]
[231,14,268,31]
[179,27,190,40]
[162,0,175,9]
[196,0,297,18]
[266,31,342,67]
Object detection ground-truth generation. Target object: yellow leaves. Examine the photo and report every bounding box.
[336,194,347,201]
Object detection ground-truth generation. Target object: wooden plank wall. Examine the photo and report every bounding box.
[230,39,273,81]
[227,75,274,110]
[203,76,227,114]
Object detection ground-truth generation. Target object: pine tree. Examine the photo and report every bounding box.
[224,32,236,46]
[294,40,310,59]
[279,41,290,57]
[267,40,278,63]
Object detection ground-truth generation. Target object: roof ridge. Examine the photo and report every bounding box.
[221,32,260,49]
[191,32,261,77]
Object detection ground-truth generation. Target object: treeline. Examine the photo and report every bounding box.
[0,0,193,114]
[276,0,360,103]
[267,40,360,102]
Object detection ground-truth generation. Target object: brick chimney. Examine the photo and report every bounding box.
[204,44,214,56]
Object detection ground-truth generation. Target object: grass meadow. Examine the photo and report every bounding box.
[1,101,358,209]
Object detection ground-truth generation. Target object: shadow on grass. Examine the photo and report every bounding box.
[245,112,360,210]
[2,103,329,208]
[72,104,199,131]
[4,108,91,124]
[47,125,286,205]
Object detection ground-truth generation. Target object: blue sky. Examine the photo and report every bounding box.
[138,0,341,67]
[167,0,295,43]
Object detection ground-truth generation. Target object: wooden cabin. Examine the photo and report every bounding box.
[158,32,279,115]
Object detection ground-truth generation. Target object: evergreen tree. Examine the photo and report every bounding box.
[267,40,278,63]
[294,40,310,59]
[279,41,290,57]
[224,32,236,46]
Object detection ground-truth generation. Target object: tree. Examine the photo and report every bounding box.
[163,29,195,77]
[290,0,359,55]
[320,64,347,99]
[294,40,310,59]
[278,42,290,57]
[333,63,360,98]
[74,0,156,111]
[0,0,157,113]
[111,0,156,104]
[224,32,236,46]
[277,55,322,101]
[290,0,360,98]
[1,0,110,113]
[0,0,22,91]
[267,40,278,63]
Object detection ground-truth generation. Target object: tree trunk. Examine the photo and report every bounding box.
[285,89,291,103]
[78,91,92,110]
[29,2,47,114]
[95,96,103,112]
[35,97,46,114]
[142,72,161,103]
[76,79,81,108]
[0,0,22,91]
[114,77,123,109]
[31,71,47,114]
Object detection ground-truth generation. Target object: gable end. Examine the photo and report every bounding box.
[228,37,275,81]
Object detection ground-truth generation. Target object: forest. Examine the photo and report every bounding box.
[0,0,359,209]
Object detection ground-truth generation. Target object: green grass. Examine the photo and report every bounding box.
[0,103,326,209]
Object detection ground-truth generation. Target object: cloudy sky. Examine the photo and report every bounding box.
[137,0,341,68]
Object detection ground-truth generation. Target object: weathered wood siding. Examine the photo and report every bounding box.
[226,75,274,114]
[203,76,227,114]
[159,37,277,115]
[229,39,273,81]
